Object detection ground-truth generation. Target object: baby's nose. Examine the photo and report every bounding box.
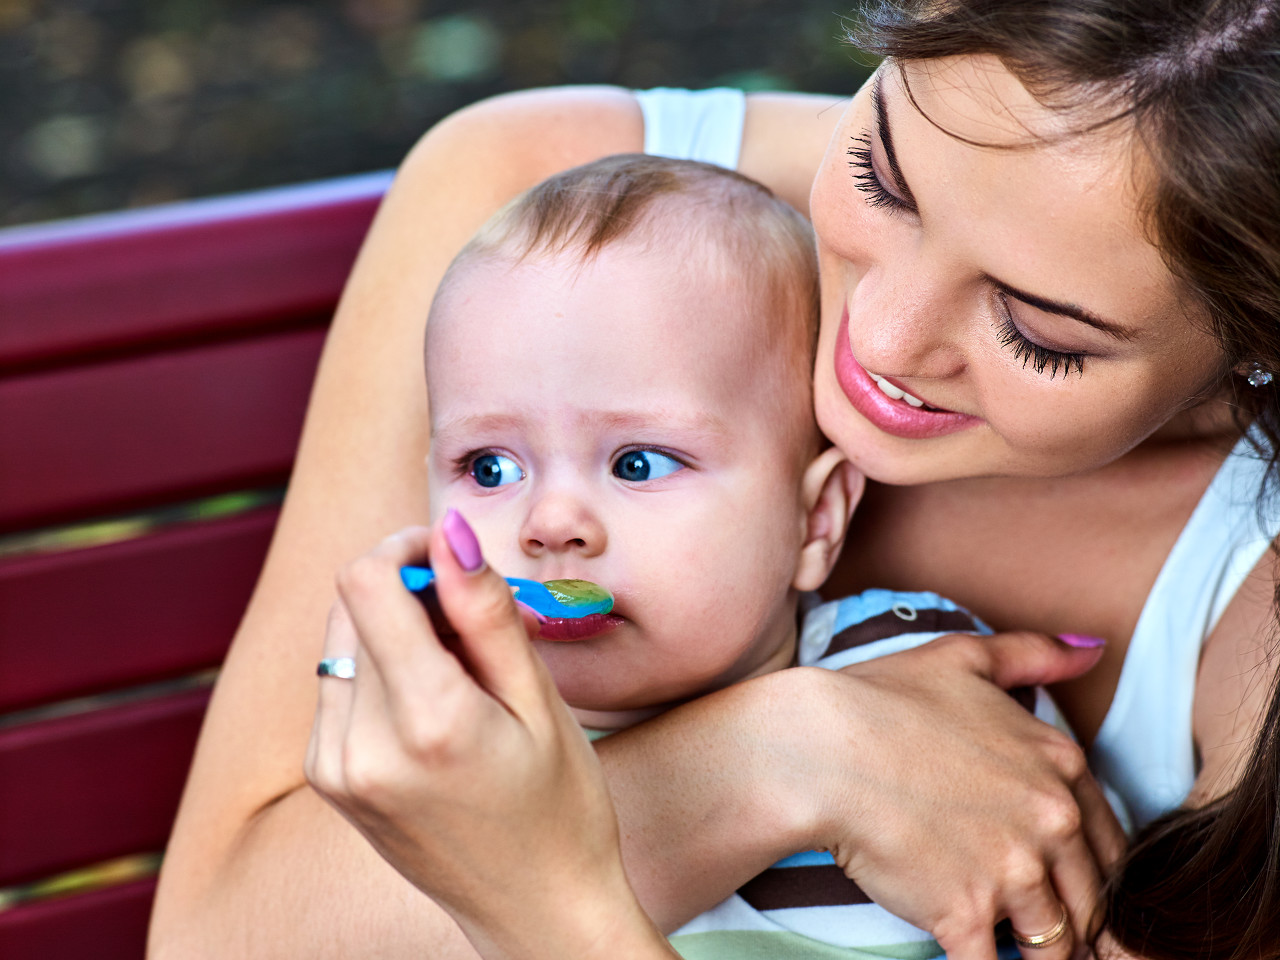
[520,493,606,558]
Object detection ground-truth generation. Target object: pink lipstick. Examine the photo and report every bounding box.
[832,307,981,440]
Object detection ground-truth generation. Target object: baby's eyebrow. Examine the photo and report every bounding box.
[432,412,529,438]
[592,409,731,440]
[432,409,732,448]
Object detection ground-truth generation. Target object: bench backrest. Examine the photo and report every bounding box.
[0,172,389,959]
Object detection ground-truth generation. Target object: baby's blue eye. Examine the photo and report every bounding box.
[613,450,683,483]
[471,454,524,488]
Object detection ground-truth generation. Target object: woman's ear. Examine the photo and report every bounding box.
[793,447,864,593]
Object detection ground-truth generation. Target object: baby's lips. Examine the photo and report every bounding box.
[535,612,626,642]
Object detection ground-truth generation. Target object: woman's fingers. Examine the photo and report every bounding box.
[1007,892,1075,960]
[1002,825,1098,960]
[934,921,1000,960]
[960,630,1107,691]
[429,509,553,710]
[305,599,360,798]
[1073,772,1128,872]
[1049,850,1100,960]
[335,525,471,702]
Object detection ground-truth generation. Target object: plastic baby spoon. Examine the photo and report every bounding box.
[400,566,613,619]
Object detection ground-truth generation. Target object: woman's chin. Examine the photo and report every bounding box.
[815,399,978,485]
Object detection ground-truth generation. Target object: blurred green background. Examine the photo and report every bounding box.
[0,0,874,227]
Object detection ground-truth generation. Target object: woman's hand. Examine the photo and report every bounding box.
[304,512,677,960]
[801,631,1126,960]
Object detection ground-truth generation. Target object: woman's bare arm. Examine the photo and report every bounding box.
[149,85,841,958]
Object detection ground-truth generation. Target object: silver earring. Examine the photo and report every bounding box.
[1247,364,1274,388]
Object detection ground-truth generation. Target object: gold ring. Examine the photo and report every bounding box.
[1011,904,1069,949]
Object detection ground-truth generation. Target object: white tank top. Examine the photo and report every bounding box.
[1091,432,1278,826]
[636,86,1280,829]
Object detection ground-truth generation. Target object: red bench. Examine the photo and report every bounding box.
[0,172,390,959]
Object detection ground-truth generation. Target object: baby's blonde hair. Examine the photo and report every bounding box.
[438,153,820,375]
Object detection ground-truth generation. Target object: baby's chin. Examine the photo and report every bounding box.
[569,702,673,734]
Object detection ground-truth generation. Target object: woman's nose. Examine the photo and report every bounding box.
[519,491,607,558]
[848,257,966,379]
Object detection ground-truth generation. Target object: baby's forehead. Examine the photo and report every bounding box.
[428,243,815,446]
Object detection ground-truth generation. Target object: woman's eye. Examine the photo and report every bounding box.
[994,294,1086,379]
[847,135,908,214]
[470,453,524,488]
[612,450,683,483]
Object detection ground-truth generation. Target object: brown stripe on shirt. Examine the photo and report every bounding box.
[737,864,873,911]
[826,607,982,656]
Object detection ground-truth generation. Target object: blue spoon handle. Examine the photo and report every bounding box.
[400,566,611,619]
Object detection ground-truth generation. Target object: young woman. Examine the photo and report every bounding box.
[150,2,1280,959]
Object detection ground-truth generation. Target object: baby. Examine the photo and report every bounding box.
[423,154,1023,959]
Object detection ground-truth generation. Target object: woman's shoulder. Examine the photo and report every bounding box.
[394,85,843,218]
[398,86,645,202]
[740,91,847,216]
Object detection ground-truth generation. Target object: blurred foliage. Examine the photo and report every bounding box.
[0,0,873,226]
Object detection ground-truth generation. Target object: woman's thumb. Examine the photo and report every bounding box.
[975,630,1108,690]
[430,509,545,700]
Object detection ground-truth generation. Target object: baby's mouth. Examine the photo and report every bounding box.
[535,612,626,642]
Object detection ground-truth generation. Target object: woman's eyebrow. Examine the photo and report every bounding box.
[984,274,1139,341]
[873,73,919,210]
[876,70,1138,343]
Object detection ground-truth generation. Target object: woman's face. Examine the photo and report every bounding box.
[810,56,1229,485]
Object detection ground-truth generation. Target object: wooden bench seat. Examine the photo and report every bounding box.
[0,171,390,959]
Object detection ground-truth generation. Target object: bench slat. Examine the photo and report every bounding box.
[0,877,155,960]
[0,172,388,371]
[0,327,323,532]
[0,689,208,886]
[0,509,276,712]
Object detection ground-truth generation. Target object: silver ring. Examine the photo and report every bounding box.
[317,657,356,680]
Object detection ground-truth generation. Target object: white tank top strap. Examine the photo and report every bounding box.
[634,87,746,170]
[1091,429,1280,828]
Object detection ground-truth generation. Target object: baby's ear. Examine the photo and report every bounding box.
[793,447,864,592]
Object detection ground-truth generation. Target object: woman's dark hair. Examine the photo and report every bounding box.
[851,2,1280,957]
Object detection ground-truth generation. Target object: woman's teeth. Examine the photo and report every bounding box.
[869,373,927,408]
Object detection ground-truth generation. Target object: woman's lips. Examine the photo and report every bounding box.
[832,307,981,440]
[536,613,625,641]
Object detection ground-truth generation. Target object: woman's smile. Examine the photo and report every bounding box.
[832,306,982,440]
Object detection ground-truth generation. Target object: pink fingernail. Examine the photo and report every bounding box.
[443,508,484,573]
[1058,633,1107,649]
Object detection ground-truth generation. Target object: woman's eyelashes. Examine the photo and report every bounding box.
[847,135,910,214]
[612,449,684,483]
[995,294,1087,378]
[466,452,525,488]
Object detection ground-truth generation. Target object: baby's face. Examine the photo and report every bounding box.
[426,243,818,727]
